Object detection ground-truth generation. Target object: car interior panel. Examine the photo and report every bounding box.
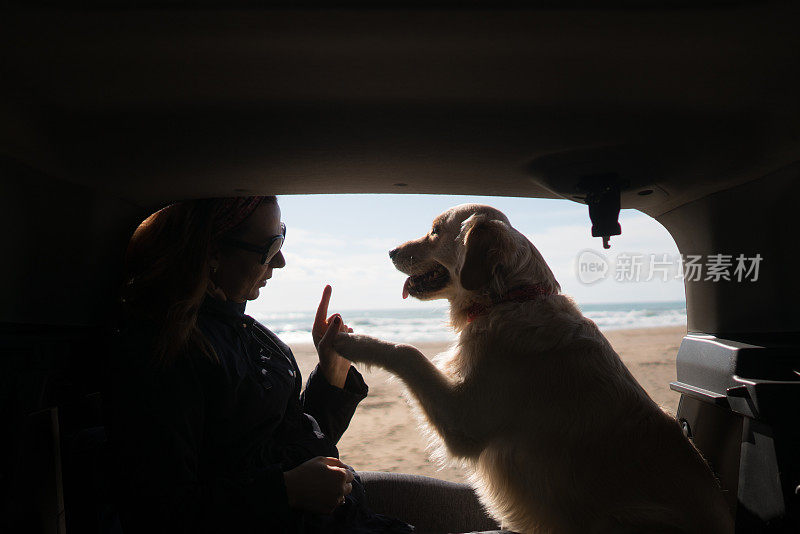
[1,1,798,532]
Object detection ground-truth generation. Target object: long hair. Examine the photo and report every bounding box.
[120,196,276,366]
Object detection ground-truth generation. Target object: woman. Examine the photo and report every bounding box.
[108,196,412,533]
[109,195,501,534]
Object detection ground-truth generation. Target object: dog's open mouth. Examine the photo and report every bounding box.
[402,263,450,299]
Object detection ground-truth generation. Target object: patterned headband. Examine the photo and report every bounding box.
[211,196,269,238]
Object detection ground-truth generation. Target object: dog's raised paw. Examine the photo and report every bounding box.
[334,333,417,366]
[333,333,379,363]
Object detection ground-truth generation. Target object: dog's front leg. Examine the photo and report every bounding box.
[334,333,483,456]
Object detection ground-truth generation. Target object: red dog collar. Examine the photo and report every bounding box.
[466,284,554,323]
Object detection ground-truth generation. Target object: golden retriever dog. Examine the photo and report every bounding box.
[333,204,733,534]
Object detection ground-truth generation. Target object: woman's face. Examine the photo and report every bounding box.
[211,201,286,303]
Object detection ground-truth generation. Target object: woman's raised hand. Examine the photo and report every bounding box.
[283,456,354,514]
[312,285,353,389]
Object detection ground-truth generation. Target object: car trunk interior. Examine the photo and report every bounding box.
[1,2,799,532]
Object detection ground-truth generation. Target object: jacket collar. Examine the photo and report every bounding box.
[200,293,247,320]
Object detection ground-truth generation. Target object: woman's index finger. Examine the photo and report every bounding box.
[315,285,332,326]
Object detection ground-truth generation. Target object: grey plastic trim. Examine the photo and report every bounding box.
[669,381,728,406]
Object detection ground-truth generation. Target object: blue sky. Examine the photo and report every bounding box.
[247,194,685,315]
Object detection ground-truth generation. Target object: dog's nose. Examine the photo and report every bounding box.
[389,248,399,259]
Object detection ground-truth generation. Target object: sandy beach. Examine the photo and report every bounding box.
[289,325,686,483]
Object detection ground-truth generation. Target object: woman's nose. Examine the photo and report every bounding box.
[269,251,286,269]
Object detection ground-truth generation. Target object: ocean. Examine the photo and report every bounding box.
[250,301,687,345]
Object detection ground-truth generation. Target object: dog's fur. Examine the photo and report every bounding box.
[333,204,733,534]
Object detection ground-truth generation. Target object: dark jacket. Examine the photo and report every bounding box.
[107,294,371,533]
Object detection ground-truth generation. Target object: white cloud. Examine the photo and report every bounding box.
[285,227,348,249]
[248,209,685,315]
[353,237,401,251]
[523,213,684,304]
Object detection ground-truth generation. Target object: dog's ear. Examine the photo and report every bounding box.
[460,219,504,290]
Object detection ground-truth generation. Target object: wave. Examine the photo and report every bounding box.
[583,308,686,330]
[251,301,686,344]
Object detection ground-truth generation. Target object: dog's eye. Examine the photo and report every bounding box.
[431,225,440,236]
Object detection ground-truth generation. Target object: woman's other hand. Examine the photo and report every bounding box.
[312,285,353,389]
[283,456,354,514]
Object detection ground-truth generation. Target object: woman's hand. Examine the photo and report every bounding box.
[283,456,354,514]
[312,285,354,389]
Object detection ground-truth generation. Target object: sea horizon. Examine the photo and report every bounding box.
[251,300,687,345]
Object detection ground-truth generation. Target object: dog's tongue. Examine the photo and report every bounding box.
[402,278,411,299]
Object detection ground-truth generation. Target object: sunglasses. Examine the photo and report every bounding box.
[221,222,286,265]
